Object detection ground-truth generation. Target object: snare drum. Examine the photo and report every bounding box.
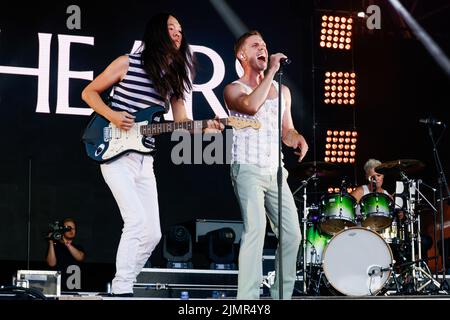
[320,193,357,235]
[360,192,394,231]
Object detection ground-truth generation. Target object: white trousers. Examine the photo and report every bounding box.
[101,153,161,294]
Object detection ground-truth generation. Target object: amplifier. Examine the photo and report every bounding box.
[15,270,61,297]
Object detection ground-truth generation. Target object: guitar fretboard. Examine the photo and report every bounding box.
[140,119,229,136]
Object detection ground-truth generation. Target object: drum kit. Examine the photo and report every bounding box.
[293,159,448,296]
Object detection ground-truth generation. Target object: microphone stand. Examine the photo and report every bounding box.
[276,64,284,299]
[427,124,449,290]
[27,158,32,270]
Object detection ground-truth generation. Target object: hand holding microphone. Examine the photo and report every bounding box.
[269,53,291,73]
[280,58,291,65]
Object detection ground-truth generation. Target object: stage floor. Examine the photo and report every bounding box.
[57,292,450,300]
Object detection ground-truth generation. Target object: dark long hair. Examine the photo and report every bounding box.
[141,13,194,100]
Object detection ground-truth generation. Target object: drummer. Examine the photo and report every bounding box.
[351,159,392,202]
[351,159,433,264]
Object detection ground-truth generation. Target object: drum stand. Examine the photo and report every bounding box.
[310,268,325,296]
[401,172,443,294]
[388,267,404,295]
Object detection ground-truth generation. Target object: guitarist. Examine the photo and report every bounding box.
[223,31,308,299]
[81,13,223,297]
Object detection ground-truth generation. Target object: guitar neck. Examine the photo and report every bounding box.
[141,119,229,136]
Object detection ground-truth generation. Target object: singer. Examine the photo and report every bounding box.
[223,30,308,299]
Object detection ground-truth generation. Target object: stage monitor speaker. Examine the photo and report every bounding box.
[195,219,243,244]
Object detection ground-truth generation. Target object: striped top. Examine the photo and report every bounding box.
[111,53,168,113]
[226,80,285,173]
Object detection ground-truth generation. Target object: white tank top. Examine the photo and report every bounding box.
[362,185,390,196]
[227,80,285,173]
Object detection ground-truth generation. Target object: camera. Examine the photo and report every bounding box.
[47,221,72,241]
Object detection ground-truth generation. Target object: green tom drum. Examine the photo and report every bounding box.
[320,193,357,235]
[360,192,394,231]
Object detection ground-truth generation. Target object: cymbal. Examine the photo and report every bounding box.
[290,161,341,179]
[375,159,425,175]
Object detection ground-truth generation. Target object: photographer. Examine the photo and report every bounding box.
[46,218,85,291]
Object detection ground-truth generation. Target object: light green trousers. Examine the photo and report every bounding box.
[230,164,301,299]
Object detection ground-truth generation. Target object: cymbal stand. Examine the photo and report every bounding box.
[294,173,316,294]
[401,172,442,293]
[417,180,439,277]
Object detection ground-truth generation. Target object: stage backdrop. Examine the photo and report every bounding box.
[0,0,448,270]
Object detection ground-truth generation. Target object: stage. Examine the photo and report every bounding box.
[0,2,449,314]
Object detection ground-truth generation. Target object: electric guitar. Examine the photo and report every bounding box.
[82,105,260,164]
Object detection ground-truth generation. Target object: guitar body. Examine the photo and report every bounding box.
[82,106,166,164]
[82,106,261,164]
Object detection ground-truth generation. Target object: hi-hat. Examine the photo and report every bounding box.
[290,161,341,179]
[375,159,425,175]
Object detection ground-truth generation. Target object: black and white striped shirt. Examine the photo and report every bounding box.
[111,53,168,113]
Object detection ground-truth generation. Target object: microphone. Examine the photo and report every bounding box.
[341,176,350,191]
[368,265,392,277]
[368,265,381,277]
[280,58,291,66]
[419,117,446,127]
[417,179,437,192]
[370,176,377,192]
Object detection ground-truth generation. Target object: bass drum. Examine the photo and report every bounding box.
[322,227,393,296]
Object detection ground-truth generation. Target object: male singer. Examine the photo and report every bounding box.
[223,30,308,299]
